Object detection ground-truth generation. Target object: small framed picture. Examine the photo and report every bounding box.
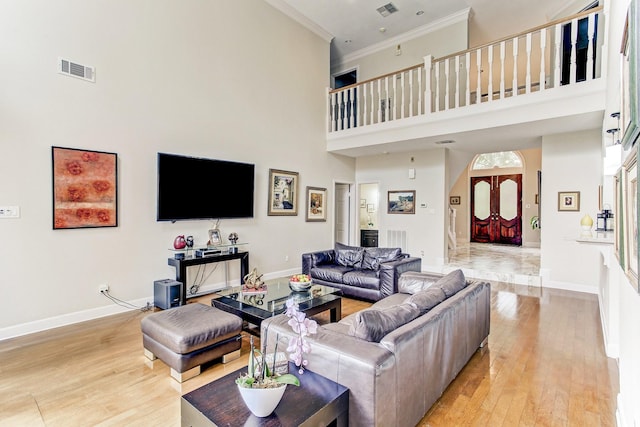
[388,190,415,214]
[558,191,580,211]
[208,229,222,245]
[449,196,461,205]
[268,169,299,216]
[306,186,327,222]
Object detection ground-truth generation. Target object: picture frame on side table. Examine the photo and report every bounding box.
[388,190,415,214]
[52,146,118,229]
[557,191,580,212]
[305,186,327,222]
[267,169,299,216]
[208,229,222,246]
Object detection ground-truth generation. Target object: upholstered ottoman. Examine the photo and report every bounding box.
[141,303,242,382]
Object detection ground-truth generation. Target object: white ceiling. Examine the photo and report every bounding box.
[271,0,586,65]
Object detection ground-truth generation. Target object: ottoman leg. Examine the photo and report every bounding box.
[144,348,157,361]
[222,349,241,363]
[171,365,201,383]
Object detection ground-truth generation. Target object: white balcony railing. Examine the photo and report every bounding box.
[328,7,603,133]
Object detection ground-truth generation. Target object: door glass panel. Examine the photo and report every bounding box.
[474,181,491,220]
[499,179,517,220]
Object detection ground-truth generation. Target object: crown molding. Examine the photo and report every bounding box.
[337,7,471,67]
[265,0,335,43]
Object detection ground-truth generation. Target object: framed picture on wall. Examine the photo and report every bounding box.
[624,150,638,288]
[557,191,580,211]
[388,190,415,214]
[267,169,299,216]
[52,146,118,229]
[305,186,327,222]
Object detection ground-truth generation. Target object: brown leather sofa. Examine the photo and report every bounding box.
[261,270,491,427]
[301,243,422,301]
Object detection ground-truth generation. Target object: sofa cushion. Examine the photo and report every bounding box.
[435,269,467,297]
[343,269,380,290]
[335,242,365,268]
[398,271,440,294]
[405,287,447,314]
[311,265,353,283]
[348,303,420,342]
[361,247,402,270]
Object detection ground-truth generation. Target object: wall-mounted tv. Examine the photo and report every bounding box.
[157,153,255,221]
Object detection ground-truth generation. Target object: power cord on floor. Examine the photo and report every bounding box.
[100,289,153,312]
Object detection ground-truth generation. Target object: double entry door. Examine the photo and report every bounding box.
[470,174,522,245]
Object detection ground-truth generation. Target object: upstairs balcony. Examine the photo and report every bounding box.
[327,7,606,157]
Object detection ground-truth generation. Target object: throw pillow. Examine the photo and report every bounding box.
[335,242,365,268]
[348,303,419,342]
[361,247,402,270]
[435,269,467,297]
[405,287,447,314]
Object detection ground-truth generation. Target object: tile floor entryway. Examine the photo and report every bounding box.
[434,242,542,286]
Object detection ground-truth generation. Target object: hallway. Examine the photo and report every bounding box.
[438,242,542,287]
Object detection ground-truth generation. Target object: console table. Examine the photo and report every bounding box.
[168,251,249,305]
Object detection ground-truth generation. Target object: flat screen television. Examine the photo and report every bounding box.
[157,153,255,221]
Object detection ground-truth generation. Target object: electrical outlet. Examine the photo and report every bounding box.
[99,283,109,293]
[0,206,20,218]
[284,255,289,262]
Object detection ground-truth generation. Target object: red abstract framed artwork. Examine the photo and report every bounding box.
[52,146,118,229]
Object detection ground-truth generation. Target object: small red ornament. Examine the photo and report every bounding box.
[173,235,186,249]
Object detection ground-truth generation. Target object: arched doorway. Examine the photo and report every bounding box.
[470,151,524,246]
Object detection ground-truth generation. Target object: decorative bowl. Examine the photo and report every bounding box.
[289,280,312,292]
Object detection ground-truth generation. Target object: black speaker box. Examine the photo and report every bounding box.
[154,279,182,310]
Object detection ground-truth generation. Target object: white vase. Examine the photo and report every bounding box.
[237,384,287,417]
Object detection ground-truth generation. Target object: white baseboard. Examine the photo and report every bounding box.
[541,279,598,294]
[0,296,153,341]
[0,269,302,342]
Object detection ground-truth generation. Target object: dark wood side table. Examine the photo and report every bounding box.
[168,251,249,305]
[181,363,348,426]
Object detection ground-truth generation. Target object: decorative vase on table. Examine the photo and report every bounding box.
[580,214,594,231]
[237,384,287,417]
[173,235,186,249]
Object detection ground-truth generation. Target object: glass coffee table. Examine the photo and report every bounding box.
[211,276,342,327]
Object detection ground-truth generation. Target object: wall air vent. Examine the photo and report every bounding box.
[57,57,95,82]
[377,3,398,17]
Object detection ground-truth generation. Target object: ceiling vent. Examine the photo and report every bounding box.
[57,57,95,83]
[377,3,398,17]
[435,140,455,145]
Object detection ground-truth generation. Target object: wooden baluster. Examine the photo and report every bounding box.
[330,92,337,132]
[512,37,519,97]
[487,45,494,102]
[454,55,461,108]
[554,24,562,88]
[361,82,368,126]
[476,49,482,104]
[377,79,382,123]
[385,76,390,121]
[444,59,450,110]
[586,13,595,81]
[525,33,532,93]
[407,69,413,118]
[434,61,441,112]
[465,52,471,106]
[424,55,432,114]
[570,18,578,84]
[370,81,375,124]
[348,87,355,128]
[417,66,423,115]
[540,29,547,91]
[499,41,506,99]
[397,73,402,120]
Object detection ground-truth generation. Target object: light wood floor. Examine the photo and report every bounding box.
[0,282,618,426]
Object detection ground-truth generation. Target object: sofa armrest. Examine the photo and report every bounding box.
[378,256,422,297]
[302,250,335,275]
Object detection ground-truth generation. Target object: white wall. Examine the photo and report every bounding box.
[0,0,355,337]
[540,129,602,292]
[332,18,468,81]
[356,149,447,266]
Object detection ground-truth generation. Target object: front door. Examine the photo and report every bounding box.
[471,174,522,245]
